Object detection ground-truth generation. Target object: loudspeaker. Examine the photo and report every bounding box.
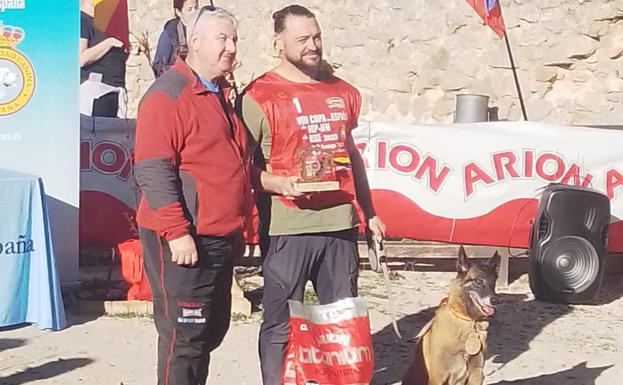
[529,184,610,303]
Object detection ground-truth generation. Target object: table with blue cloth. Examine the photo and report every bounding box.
[0,169,67,331]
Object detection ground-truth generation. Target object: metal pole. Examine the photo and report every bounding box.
[497,2,528,121]
[503,30,528,120]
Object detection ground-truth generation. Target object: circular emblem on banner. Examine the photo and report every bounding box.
[0,24,35,116]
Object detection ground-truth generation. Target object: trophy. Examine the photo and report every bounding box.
[293,124,353,193]
[293,145,341,193]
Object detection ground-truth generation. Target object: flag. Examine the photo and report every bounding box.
[93,0,129,49]
[465,0,506,38]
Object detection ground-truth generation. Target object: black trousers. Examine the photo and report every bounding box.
[140,228,242,385]
[258,229,359,385]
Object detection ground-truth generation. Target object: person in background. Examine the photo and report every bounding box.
[79,0,127,117]
[152,0,199,77]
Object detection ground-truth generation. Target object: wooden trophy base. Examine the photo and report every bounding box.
[293,180,340,193]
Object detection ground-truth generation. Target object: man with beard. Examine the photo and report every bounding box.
[238,5,385,385]
[134,6,249,385]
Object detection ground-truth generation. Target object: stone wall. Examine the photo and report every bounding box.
[126,0,623,124]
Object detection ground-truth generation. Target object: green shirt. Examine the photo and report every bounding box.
[238,93,359,236]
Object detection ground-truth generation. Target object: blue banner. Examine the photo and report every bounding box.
[0,1,80,285]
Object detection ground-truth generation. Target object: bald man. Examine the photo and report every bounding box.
[134,6,249,385]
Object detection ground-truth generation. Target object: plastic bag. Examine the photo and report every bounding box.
[283,297,374,385]
[117,239,151,301]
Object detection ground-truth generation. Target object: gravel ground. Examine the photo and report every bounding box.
[1,266,622,385]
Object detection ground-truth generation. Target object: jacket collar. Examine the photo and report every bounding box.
[172,58,232,96]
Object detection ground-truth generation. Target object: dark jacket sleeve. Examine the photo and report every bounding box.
[153,32,173,77]
[153,20,179,77]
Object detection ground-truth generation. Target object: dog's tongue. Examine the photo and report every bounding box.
[482,305,495,316]
[480,296,496,316]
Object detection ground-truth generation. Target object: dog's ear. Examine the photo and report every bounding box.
[487,251,502,277]
[457,245,470,275]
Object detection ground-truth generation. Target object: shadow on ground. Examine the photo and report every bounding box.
[488,362,613,385]
[0,358,93,385]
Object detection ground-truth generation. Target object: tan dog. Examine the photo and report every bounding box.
[402,246,501,385]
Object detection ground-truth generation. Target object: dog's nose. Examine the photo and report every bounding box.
[490,296,500,306]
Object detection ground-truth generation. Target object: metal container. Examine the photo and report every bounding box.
[454,94,490,123]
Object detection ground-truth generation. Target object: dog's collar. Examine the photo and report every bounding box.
[439,297,473,322]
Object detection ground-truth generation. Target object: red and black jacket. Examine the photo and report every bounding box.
[134,58,249,240]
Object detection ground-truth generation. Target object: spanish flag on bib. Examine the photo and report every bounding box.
[465,0,506,38]
[93,0,129,48]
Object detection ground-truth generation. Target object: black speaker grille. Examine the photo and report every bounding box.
[541,236,600,293]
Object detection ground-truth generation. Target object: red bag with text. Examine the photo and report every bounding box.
[283,297,374,385]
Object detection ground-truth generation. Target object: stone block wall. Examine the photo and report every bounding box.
[126,0,623,124]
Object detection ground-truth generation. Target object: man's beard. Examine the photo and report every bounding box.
[285,50,323,77]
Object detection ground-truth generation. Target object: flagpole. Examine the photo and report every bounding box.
[502,31,528,120]
[497,2,528,120]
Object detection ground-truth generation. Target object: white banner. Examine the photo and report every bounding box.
[80,115,138,246]
[78,118,623,252]
[352,121,623,252]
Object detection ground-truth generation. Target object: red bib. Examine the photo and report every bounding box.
[246,71,361,209]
